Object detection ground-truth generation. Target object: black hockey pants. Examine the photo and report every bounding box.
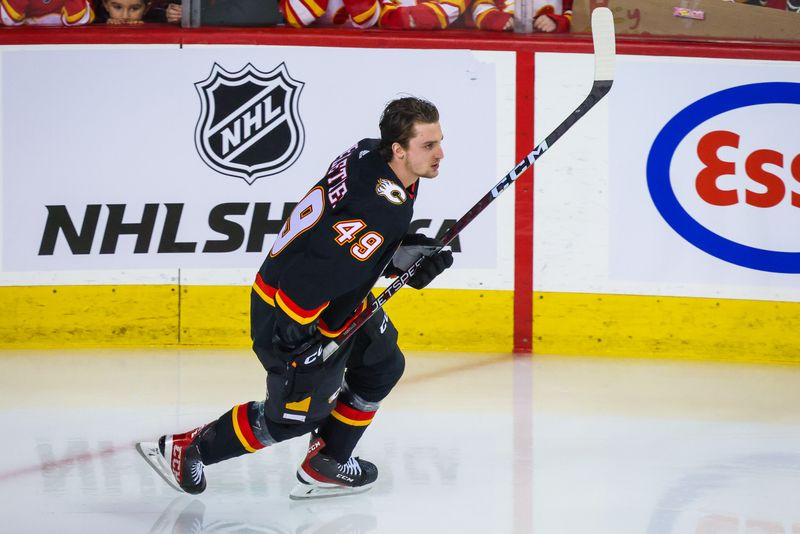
[249,290,405,443]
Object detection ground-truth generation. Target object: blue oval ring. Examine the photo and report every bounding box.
[646,81,800,273]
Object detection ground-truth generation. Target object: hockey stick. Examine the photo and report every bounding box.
[323,7,616,360]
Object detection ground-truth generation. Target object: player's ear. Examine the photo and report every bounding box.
[391,142,405,160]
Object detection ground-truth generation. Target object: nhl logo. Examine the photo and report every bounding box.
[195,63,305,185]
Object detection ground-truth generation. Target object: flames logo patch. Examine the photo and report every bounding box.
[376,178,407,205]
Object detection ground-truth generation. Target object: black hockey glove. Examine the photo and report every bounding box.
[272,307,326,403]
[384,233,454,290]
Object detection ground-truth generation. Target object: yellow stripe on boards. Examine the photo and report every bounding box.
[0,285,513,351]
[0,285,179,348]
[381,288,513,352]
[180,286,250,346]
[532,292,800,365]
[3,285,798,364]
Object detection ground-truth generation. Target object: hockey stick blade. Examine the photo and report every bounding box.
[322,7,616,360]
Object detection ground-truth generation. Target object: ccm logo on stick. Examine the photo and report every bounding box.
[647,82,800,274]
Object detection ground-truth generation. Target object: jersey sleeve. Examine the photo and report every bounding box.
[343,0,380,27]
[379,0,466,30]
[1,0,26,25]
[61,0,94,25]
[1,0,93,25]
[470,0,512,30]
[279,0,328,27]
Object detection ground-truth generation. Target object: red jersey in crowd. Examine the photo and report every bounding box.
[470,0,571,31]
[1,0,93,25]
[280,0,380,27]
[378,0,467,29]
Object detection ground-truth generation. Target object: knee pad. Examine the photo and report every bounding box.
[345,342,405,403]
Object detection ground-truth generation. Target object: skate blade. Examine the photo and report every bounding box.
[289,482,373,500]
[136,441,185,494]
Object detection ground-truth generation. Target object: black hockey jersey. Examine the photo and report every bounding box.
[252,138,418,338]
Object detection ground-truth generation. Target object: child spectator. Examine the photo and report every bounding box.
[100,0,151,23]
[94,0,182,23]
[1,0,94,25]
[470,0,571,32]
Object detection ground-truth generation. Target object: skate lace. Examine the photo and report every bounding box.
[340,457,362,477]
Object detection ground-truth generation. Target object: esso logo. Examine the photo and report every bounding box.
[647,82,800,273]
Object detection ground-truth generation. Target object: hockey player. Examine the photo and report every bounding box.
[470,0,571,32]
[138,97,454,499]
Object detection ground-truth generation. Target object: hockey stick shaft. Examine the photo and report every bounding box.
[323,8,616,360]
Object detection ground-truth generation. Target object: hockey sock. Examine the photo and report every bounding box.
[317,400,377,464]
[196,401,273,465]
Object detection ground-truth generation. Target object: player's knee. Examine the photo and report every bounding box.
[385,345,406,385]
[348,345,405,402]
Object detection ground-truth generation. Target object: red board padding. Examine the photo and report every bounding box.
[2,26,800,61]
[514,51,534,354]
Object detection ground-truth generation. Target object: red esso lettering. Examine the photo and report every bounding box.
[695,130,800,208]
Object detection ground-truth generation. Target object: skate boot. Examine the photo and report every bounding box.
[289,435,378,500]
[136,427,207,494]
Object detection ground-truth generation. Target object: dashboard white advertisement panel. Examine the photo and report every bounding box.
[609,56,800,295]
[534,53,800,302]
[1,45,513,287]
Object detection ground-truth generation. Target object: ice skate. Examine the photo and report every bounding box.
[289,435,378,500]
[136,427,207,495]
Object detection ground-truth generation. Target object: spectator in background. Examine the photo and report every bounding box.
[163,1,181,21]
[143,0,181,22]
[280,0,467,29]
[378,0,467,29]
[279,0,379,28]
[101,0,151,23]
[470,0,571,32]
[94,0,182,23]
[0,0,93,25]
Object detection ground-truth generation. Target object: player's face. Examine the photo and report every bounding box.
[104,0,148,21]
[401,122,444,180]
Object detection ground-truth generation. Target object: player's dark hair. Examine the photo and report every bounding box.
[377,97,439,162]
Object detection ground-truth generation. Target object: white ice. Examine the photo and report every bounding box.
[1,349,799,534]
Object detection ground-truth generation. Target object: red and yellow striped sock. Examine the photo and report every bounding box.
[197,402,269,465]
[318,401,377,464]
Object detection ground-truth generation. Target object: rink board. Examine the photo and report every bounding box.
[2,31,800,361]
